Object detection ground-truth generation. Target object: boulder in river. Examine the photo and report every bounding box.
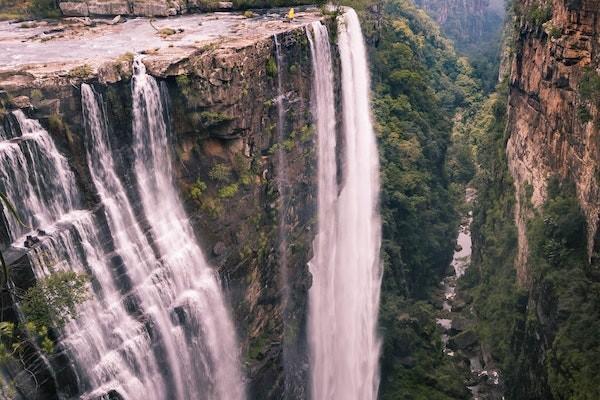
[448,329,479,350]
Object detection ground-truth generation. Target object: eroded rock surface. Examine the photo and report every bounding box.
[507,0,600,284]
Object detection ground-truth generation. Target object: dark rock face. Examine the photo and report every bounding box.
[0,18,333,399]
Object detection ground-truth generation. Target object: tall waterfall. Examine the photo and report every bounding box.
[0,70,245,398]
[307,10,382,400]
[131,57,245,400]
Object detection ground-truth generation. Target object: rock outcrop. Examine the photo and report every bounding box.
[58,0,234,17]
[507,0,600,285]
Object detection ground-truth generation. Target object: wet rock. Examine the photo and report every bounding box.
[212,241,226,256]
[455,243,463,252]
[34,99,61,117]
[24,235,40,248]
[448,330,479,351]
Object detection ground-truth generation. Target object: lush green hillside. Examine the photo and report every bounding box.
[355,0,484,397]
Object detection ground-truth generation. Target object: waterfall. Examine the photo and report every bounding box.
[130,57,245,400]
[0,74,245,398]
[0,110,80,241]
[273,33,290,312]
[307,10,382,400]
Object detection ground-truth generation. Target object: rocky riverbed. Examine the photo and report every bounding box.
[435,188,504,400]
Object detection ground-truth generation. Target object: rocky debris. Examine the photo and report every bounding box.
[24,235,40,248]
[43,27,66,34]
[10,95,32,109]
[110,15,124,24]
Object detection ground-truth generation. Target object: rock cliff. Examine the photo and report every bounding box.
[507,0,600,284]
[0,9,330,399]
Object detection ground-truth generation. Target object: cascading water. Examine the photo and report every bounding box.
[307,10,382,400]
[0,71,245,399]
[0,110,80,241]
[130,57,245,400]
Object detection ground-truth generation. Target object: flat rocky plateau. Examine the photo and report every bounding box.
[0,8,323,87]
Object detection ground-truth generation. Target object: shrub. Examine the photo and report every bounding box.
[266,57,278,77]
[208,163,231,181]
[21,271,89,328]
[189,179,207,201]
[191,111,233,128]
[68,64,93,79]
[218,183,239,199]
[579,69,600,105]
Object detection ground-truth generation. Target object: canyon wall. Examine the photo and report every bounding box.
[507,0,599,284]
[0,15,331,399]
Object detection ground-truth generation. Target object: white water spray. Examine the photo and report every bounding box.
[131,57,246,400]
[307,11,382,400]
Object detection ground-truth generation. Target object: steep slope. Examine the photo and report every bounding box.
[465,1,600,399]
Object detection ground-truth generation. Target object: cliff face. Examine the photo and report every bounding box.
[507,0,600,284]
[0,11,329,399]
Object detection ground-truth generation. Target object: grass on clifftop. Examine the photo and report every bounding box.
[0,0,60,20]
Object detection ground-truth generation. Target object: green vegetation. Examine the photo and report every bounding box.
[506,179,600,400]
[459,84,526,367]
[208,163,232,181]
[524,2,553,27]
[189,179,208,201]
[0,0,59,20]
[266,57,278,77]
[380,298,470,400]
[21,271,88,329]
[412,0,505,93]
[191,111,234,128]
[360,0,483,397]
[579,68,600,106]
[68,64,93,79]
[218,183,239,199]
[463,83,600,399]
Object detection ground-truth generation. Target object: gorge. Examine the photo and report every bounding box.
[0,0,599,399]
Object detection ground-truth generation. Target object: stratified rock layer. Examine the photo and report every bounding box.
[507,0,600,284]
